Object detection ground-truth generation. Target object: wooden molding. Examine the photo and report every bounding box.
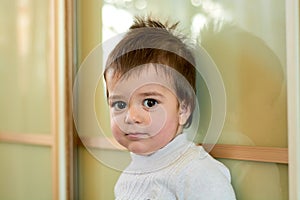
[0,132,53,146]
[208,144,288,164]
[65,0,75,199]
[75,136,288,164]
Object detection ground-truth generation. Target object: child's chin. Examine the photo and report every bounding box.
[133,151,155,156]
[128,145,155,156]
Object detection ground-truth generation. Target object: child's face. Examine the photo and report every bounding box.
[106,66,188,155]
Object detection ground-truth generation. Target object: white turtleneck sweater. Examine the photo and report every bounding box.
[114,133,236,200]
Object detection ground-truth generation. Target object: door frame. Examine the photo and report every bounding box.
[286,0,300,199]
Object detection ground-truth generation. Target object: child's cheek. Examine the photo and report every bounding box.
[111,122,123,140]
[146,106,167,136]
[110,122,129,150]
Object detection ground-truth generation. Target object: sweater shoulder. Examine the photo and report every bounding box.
[176,146,231,182]
[173,146,236,199]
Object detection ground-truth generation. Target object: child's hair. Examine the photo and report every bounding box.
[104,16,196,127]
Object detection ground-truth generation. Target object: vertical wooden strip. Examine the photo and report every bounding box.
[50,0,59,199]
[286,0,300,199]
[64,0,75,199]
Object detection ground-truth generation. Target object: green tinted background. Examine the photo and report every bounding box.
[76,0,288,199]
[0,0,53,199]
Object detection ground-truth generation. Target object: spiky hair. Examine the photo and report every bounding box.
[104,16,196,127]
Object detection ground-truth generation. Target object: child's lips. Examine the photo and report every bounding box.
[125,132,148,140]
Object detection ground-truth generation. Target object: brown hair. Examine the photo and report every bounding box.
[104,16,196,127]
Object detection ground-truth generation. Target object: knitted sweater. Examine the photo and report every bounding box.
[115,134,236,200]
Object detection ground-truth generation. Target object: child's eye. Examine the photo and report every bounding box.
[111,101,127,111]
[143,98,158,108]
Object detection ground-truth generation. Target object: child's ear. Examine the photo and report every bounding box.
[178,101,191,125]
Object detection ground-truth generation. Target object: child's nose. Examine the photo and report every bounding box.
[125,105,144,124]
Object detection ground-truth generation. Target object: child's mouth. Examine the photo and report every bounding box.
[125,133,148,140]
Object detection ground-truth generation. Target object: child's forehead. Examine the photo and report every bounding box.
[108,64,173,85]
[107,64,177,94]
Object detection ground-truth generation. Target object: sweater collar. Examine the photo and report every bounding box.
[124,133,194,174]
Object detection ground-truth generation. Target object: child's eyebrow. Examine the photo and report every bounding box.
[138,92,165,98]
[108,95,126,101]
[108,92,165,101]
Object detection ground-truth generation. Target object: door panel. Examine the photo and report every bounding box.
[76,0,289,199]
[0,0,51,134]
[220,158,288,200]
[0,1,59,199]
[0,143,52,200]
